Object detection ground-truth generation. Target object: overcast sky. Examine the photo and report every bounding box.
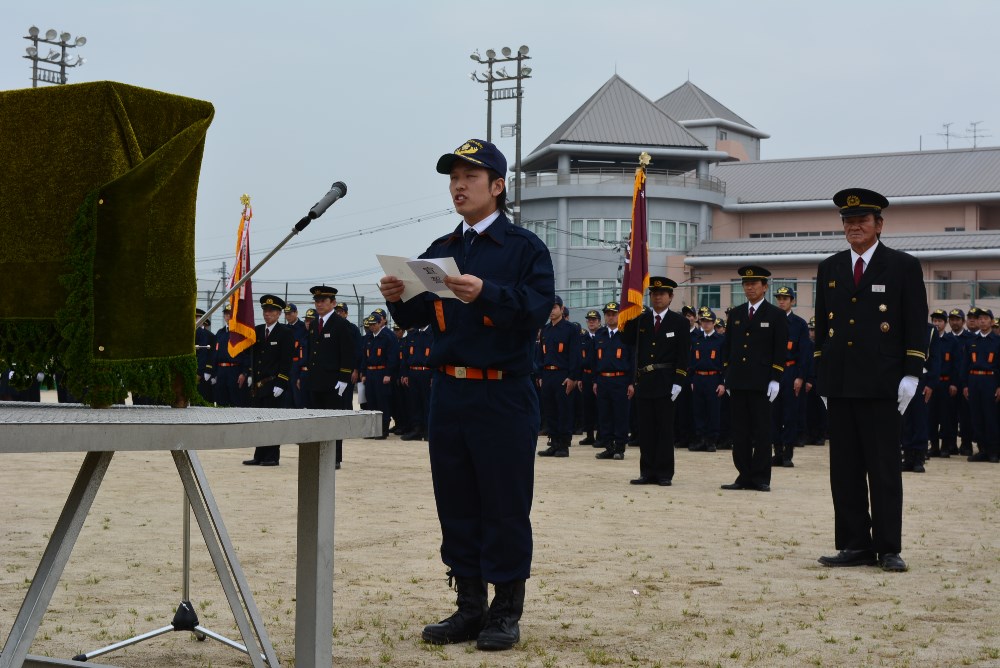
[5,0,999,307]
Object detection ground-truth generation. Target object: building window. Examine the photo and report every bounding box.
[522,220,557,247]
[569,219,696,250]
[944,227,965,232]
[718,130,728,140]
[567,279,620,311]
[730,280,747,307]
[697,285,721,309]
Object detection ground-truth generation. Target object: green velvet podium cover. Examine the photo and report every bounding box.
[0,81,214,406]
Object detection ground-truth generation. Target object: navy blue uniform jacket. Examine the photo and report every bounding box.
[387,212,554,373]
[722,300,788,392]
[814,242,928,398]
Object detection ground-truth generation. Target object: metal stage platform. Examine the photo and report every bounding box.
[0,402,379,668]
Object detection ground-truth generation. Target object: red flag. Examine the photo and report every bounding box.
[227,195,256,357]
[618,159,649,329]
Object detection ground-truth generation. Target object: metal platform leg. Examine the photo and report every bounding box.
[295,441,337,668]
[0,451,114,668]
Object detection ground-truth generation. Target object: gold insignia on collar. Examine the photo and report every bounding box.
[829,328,834,337]
[880,322,890,333]
[846,195,861,207]
[879,304,887,312]
[828,312,834,320]
[828,281,836,288]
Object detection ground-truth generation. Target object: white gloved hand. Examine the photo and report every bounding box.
[821,396,828,409]
[7,370,13,380]
[897,375,919,415]
[670,384,682,402]
[767,380,780,403]
[203,373,211,382]
[210,377,217,385]
[335,381,348,396]
[273,386,284,398]
[36,372,46,382]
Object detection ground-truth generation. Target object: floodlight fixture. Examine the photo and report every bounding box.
[47,50,61,61]
[75,36,87,46]
[521,67,532,76]
[60,32,71,43]
[28,26,39,37]
[485,49,495,59]
[45,28,57,40]
[470,49,480,60]
[518,45,529,55]
[26,46,37,57]
[501,47,512,57]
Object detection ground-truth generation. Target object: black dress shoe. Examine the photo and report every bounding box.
[968,451,990,462]
[656,478,672,486]
[630,476,656,485]
[817,549,877,567]
[752,483,770,492]
[335,462,342,470]
[720,482,745,490]
[260,461,279,467]
[781,460,794,468]
[879,553,908,572]
[242,459,260,466]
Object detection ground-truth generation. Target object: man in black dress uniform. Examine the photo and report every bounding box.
[620,277,690,486]
[719,265,788,492]
[306,285,357,469]
[814,188,927,572]
[242,294,294,466]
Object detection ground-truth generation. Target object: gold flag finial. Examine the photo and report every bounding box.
[240,193,251,207]
[638,152,652,167]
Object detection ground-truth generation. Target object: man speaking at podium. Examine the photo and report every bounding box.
[378,139,554,652]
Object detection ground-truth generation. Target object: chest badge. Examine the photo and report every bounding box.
[828,281,836,288]
[880,322,890,333]
[879,304,887,312]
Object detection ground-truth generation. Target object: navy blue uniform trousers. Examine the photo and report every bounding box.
[428,373,538,583]
[595,375,630,445]
[541,368,573,440]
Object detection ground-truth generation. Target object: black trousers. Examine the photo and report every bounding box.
[636,395,675,481]
[729,389,772,487]
[251,388,282,463]
[311,384,353,464]
[827,398,903,555]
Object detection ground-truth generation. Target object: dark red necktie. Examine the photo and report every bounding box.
[854,257,864,287]
[265,327,270,342]
[654,314,662,333]
[317,317,323,335]
[748,305,755,320]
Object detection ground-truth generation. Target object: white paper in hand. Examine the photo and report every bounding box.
[377,255,466,302]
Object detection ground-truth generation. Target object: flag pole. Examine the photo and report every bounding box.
[195,184,347,329]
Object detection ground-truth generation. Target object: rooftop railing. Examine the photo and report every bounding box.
[513,168,725,194]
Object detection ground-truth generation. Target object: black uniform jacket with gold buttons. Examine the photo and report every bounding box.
[721,299,788,392]
[620,308,690,399]
[305,313,358,391]
[814,242,928,399]
[252,322,294,391]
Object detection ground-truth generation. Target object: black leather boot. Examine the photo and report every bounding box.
[476,580,525,651]
[422,575,488,644]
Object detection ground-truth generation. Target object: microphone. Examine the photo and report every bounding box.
[297,181,347,231]
[310,181,347,219]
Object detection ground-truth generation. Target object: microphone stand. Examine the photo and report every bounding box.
[77,185,347,668]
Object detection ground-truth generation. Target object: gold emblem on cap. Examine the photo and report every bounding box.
[880,322,890,333]
[879,304,887,312]
[745,268,753,277]
[456,141,480,155]
[846,195,861,207]
[653,280,662,287]
[265,298,274,305]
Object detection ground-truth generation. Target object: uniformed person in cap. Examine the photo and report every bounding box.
[305,285,357,468]
[334,302,363,386]
[814,188,928,572]
[927,309,958,458]
[900,321,938,472]
[537,295,580,457]
[675,305,699,449]
[378,138,554,651]
[242,294,294,466]
[620,277,691,485]
[959,307,1000,463]
[195,308,216,404]
[400,321,434,441]
[592,301,633,460]
[578,308,602,446]
[689,306,724,452]
[770,286,810,467]
[361,310,398,439]
[720,266,788,492]
[947,308,976,455]
[282,303,309,409]
[213,304,251,407]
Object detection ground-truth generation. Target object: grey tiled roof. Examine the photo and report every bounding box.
[716,148,1000,203]
[655,81,753,127]
[530,75,705,154]
[688,231,1000,256]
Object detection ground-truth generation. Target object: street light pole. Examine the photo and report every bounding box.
[469,46,532,225]
[23,25,87,88]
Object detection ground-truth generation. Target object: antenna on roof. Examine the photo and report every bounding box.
[964,121,991,149]
[937,122,956,149]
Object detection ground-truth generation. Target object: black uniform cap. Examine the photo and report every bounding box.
[833,188,889,218]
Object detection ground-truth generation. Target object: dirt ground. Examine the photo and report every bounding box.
[2,414,1000,668]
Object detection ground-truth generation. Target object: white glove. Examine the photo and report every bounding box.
[203,373,211,382]
[7,371,12,380]
[670,384,682,402]
[36,372,45,382]
[821,396,828,409]
[335,381,348,396]
[767,381,780,403]
[273,386,284,398]
[897,375,919,415]
[210,377,217,385]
